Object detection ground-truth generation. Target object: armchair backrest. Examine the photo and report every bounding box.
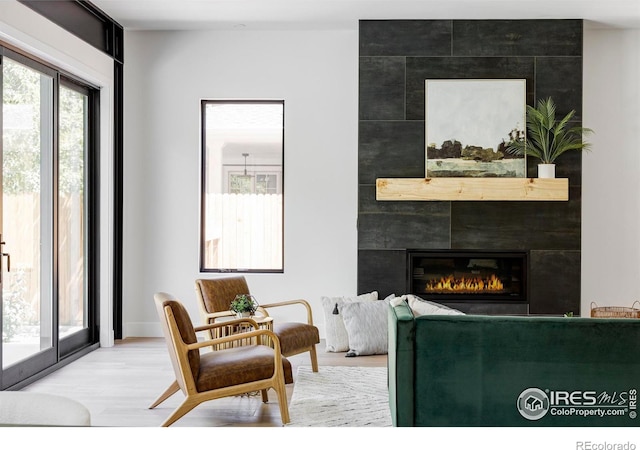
[154,293,201,390]
[195,277,251,315]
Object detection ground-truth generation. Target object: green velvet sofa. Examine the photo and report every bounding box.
[388,300,640,427]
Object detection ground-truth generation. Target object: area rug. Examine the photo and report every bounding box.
[286,365,392,427]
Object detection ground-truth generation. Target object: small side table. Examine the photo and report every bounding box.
[212,315,273,349]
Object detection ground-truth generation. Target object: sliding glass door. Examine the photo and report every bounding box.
[1,48,99,390]
[57,80,93,355]
[1,54,56,383]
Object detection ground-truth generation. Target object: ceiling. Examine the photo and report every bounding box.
[90,0,640,31]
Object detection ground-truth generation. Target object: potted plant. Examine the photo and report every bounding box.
[230,294,258,317]
[506,97,593,178]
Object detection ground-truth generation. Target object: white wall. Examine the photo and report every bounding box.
[123,29,359,337]
[123,23,640,337]
[583,26,640,315]
[0,1,115,346]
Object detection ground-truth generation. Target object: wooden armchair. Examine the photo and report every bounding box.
[195,277,320,372]
[150,292,291,426]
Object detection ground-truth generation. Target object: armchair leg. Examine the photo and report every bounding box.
[310,345,319,372]
[261,389,269,403]
[149,380,180,409]
[161,398,200,427]
[273,378,290,425]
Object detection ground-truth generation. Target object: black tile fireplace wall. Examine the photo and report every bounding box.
[357,19,583,315]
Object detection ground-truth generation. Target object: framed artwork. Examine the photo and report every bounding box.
[425,79,526,178]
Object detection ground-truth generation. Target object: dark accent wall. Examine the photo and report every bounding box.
[358,20,583,315]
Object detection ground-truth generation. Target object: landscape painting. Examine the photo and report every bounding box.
[425,79,526,178]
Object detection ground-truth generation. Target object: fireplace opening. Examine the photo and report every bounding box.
[408,250,527,303]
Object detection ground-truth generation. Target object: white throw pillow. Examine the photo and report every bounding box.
[321,291,378,352]
[341,299,390,357]
[405,294,465,316]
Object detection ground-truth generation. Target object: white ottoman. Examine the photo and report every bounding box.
[0,392,91,426]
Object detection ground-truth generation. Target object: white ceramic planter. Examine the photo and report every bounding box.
[538,164,556,178]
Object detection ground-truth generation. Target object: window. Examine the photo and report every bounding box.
[200,100,284,272]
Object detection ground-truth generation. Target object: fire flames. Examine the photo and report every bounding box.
[425,274,505,294]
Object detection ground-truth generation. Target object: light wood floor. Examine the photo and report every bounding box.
[20,337,387,427]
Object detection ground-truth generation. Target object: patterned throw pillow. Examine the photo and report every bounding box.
[320,291,378,352]
[340,299,390,357]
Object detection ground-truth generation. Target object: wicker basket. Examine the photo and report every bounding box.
[590,301,640,319]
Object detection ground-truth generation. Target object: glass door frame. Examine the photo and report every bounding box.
[57,75,100,359]
[0,46,100,390]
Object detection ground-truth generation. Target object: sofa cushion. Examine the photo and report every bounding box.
[340,299,389,356]
[405,294,465,316]
[321,291,378,352]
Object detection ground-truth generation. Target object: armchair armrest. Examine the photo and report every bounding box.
[201,310,236,323]
[194,317,259,333]
[257,299,314,325]
[187,328,282,354]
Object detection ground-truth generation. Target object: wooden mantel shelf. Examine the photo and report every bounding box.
[376,177,569,201]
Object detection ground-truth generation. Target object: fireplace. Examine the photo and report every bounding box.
[407,250,528,314]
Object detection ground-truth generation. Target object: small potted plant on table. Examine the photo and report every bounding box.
[230,294,259,318]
